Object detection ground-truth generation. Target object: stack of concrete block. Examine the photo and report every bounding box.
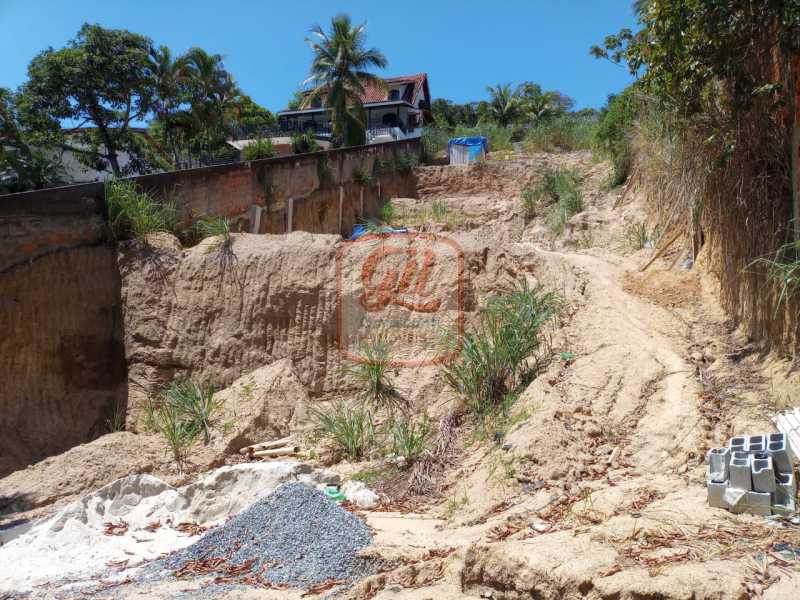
[706,433,796,516]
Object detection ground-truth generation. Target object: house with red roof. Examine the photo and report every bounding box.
[276,73,432,143]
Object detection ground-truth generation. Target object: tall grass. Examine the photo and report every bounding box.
[312,402,375,460]
[442,281,560,419]
[195,215,231,240]
[341,337,405,413]
[390,416,432,463]
[527,167,584,234]
[105,179,178,241]
[147,378,223,470]
[751,240,800,312]
[524,115,597,154]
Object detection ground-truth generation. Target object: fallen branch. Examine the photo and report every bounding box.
[639,229,682,272]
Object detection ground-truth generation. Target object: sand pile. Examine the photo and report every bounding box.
[0,461,332,594]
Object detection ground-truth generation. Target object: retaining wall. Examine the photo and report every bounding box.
[0,139,421,476]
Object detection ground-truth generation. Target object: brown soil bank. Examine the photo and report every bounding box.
[0,246,126,476]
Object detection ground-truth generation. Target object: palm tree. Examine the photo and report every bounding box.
[182,48,242,157]
[148,45,189,165]
[483,84,521,127]
[302,14,387,147]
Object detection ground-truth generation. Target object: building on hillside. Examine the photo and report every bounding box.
[276,73,433,144]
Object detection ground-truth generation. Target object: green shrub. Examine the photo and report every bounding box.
[390,416,432,462]
[421,127,450,162]
[442,281,559,419]
[292,131,319,154]
[524,115,597,153]
[195,215,231,240]
[380,199,395,224]
[454,124,513,152]
[105,179,178,241]
[353,166,373,186]
[159,379,222,445]
[312,402,375,460]
[593,86,639,186]
[393,151,419,174]
[541,168,584,234]
[431,199,448,220]
[341,337,405,413]
[520,184,537,220]
[242,138,276,161]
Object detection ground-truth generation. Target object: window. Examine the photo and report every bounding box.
[388,88,400,101]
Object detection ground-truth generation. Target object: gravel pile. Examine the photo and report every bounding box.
[149,482,377,588]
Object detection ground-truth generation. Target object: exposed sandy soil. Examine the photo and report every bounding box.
[2,150,799,599]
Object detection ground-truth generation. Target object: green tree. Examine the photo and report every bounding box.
[480,83,521,127]
[0,87,66,192]
[302,13,388,147]
[21,23,158,177]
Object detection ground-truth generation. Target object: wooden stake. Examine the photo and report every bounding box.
[238,436,295,455]
[251,445,299,458]
[639,230,682,272]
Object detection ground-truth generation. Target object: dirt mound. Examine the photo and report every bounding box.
[0,431,168,521]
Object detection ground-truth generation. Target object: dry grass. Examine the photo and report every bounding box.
[631,98,799,355]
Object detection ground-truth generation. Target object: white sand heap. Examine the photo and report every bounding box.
[0,461,338,594]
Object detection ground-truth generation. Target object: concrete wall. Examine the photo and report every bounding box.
[0,139,420,475]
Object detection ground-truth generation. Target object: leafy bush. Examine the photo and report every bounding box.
[242,138,276,161]
[390,416,432,462]
[292,131,319,154]
[312,402,375,460]
[105,179,178,241]
[442,281,560,419]
[393,151,419,174]
[544,169,584,234]
[454,124,513,152]
[380,199,395,224]
[593,87,639,186]
[421,126,450,162]
[524,114,597,153]
[341,337,405,413]
[353,166,372,186]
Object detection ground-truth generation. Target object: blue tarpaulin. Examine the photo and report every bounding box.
[448,136,489,164]
[350,224,409,240]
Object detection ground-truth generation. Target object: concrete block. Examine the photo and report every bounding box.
[707,480,729,509]
[772,476,796,515]
[743,491,772,516]
[747,434,767,453]
[729,452,752,491]
[775,472,796,506]
[706,447,730,482]
[725,487,748,513]
[751,455,776,493]
[728,436,747,454]
[767,432,795,473]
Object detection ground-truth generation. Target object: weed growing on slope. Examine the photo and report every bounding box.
[311,402,375,460]
[623,221,661,250]
[542,168,583,234]
[160,379,222,445]
[195,215,231,241]
[353,166,373,186]
[106,179,178,241]
[441,280,560,420]
[389,415,432,463]
[341,337,405,413]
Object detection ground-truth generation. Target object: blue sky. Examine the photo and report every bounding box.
[0,1,637,112]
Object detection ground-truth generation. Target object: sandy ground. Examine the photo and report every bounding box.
[2,151,799,599]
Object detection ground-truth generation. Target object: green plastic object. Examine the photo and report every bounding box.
[324,486,345,503]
